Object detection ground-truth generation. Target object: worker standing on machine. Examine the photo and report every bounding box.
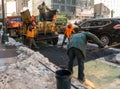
[37,1,51,35]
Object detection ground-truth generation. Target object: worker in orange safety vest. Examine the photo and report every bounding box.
[52,14,56,23]
[61,23,75,48]
[26,24,38,49]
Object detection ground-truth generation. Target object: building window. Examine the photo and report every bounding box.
[66,0,71,4]
[72,0,76,5]
[53,0,59,3]
[61,6,65,12]
[53,0,65,3]
[60,0,65,4]
[53,5,59,9]
[66,6,75,12]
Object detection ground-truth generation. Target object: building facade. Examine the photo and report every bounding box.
[3,0,120,19]
[27,0,94,19]
[14,0,94,19]
[0,0,7,19]
[94,0,120,18]
[52,0,76,17]
[16,0,29,16]
[75,0,94,19]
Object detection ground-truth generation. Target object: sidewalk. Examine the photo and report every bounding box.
[0,37,17,67]
[73,57,120,89]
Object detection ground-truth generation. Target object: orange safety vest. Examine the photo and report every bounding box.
[26,29,35,38]
[53,15,56,21]
[64,27,75,38]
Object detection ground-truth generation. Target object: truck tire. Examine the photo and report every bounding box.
[52,37,58,45]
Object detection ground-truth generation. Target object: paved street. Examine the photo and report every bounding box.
[38,34,120,89]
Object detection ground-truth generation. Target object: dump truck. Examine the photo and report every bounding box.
[6,16,22,37]
[20,9,59,45]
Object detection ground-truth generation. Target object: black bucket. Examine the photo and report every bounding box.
[55,69,71,89]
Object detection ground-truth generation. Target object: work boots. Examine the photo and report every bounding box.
[79,79,95,89]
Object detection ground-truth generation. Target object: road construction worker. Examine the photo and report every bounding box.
[30,15,35,22]
[61,23,75,47]
[26,24,38,49]
[37,1,51,21]
[52,10,58,23]
[30,15,36,27]
[37,2,51,35]
[67,31,104,86]
[52,14,56,23]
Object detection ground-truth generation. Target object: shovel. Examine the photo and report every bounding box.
[88,43,120,54]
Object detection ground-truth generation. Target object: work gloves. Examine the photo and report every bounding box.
[99,44,105,48]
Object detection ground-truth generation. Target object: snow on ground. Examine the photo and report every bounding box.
[0,37,86,89]
[5,37,23,47]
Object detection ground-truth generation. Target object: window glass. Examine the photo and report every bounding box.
[97,21,103,26]
[53,5,59,9]
[53,0,57,3]
[117,19,120,23]
[66,0,71,4]
[61,0,65,4]
[81,21,91,27]
[66,6,75,12]
[61,6,65,11]
[72,0,76,5]
[81,20,112,27]
[102,20,111,26]
[90,21,97,26]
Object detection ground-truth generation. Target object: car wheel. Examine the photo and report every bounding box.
[99,34,112,45]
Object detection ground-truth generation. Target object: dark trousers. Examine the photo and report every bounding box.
[61,35,70,46]
[28,38,38,49]
[67,47,85,81]
[39,13,46,21]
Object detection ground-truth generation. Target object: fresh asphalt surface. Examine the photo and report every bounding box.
[36,34,120,68]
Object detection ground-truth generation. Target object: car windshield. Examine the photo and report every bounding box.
[117,19,120,23]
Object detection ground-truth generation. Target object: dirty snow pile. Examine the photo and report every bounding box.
[5,37,23,47]
[0,37,86,89]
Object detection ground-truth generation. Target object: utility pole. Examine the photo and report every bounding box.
[1,0,8,43]
[100,0,102,17]
[2,0,5,26]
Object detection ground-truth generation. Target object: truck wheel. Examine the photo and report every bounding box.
[47,40,52,44]
[52,37,58,45]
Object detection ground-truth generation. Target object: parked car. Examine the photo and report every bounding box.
[78,18,120,45]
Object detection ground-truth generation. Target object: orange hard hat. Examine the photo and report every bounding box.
[68,23,72,28]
